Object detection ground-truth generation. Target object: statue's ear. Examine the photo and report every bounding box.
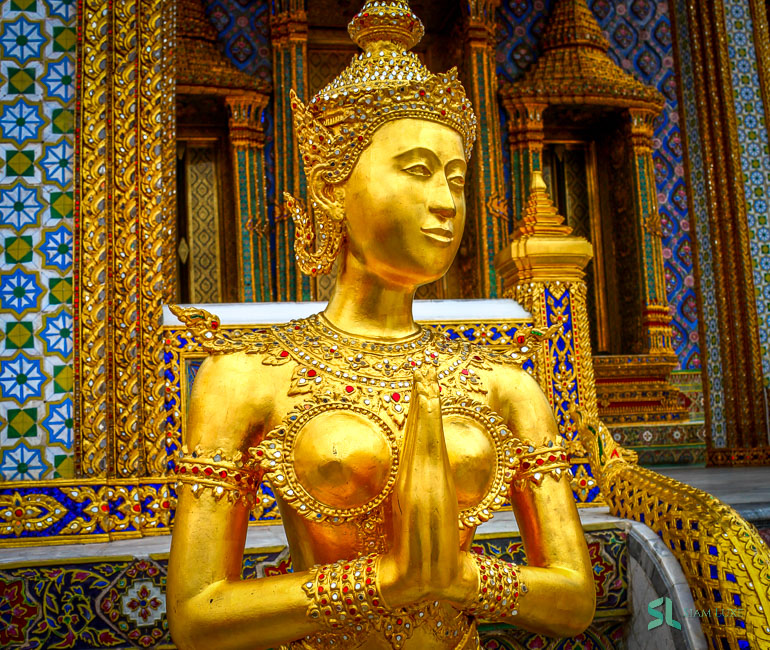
[308,166,346,223]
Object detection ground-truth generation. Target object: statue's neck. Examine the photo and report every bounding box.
[323,252,419,340]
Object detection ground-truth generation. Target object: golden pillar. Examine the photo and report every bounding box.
[627,107,676,356]
[677,1,769,462]
[500,0,688,430]
[461,0,509,298]
[502,100,547,224]
[75,0,176,478]
[271,1,312,301]
[226,93,272,302]
[496,171,598,501]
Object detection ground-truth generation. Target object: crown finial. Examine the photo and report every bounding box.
[348,1,425,51]
[513,170,573,238]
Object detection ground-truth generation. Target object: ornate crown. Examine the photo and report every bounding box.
[287,0,478,275]
[292,1,477,184]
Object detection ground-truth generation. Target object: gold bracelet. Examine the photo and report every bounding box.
[466,554,524,619]
[174,445,260,506]
[301,554,381,645]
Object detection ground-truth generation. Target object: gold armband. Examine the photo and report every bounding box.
[466,554,524,619]
[511,439,571,490]
[174,445,260,506]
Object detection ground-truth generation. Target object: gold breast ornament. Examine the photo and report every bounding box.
[253,315,571,532]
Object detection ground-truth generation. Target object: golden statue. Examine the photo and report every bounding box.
[167,2,595,648]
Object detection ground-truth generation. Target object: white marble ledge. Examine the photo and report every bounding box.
[162,299,532,327]
[0,507,620,567]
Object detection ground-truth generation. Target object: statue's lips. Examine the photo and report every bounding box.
[421,226,453,244]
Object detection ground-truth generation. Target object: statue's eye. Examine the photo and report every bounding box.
[404,164,431,177]
[449,175,466,188]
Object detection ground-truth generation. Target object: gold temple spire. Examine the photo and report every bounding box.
[501,0,663,110]
[514,170,573,238]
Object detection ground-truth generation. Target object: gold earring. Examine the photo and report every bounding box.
[285,191,345,276]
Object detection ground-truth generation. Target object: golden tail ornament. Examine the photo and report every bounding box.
[576,411,770,648]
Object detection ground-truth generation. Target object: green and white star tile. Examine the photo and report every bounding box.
[0,5,75,480]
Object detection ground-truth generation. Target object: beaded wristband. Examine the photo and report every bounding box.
[466,554,524,619]
[302,555,382,636]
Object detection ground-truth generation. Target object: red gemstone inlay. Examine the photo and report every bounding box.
[211,321,219,330]
[14,508,23,517]
[307,369,317,378]
[461,369,469,376]
[162,500,170,509]
[101,504,109,512]
[280,350,289,358]
[536,458,544,466]
[192,466,199,474]
[204,467,213,475]
[133,504,141,512]
[517,335,526,344]
[521,462,530,470]
[392,392,400,402]
[345,385,354,393]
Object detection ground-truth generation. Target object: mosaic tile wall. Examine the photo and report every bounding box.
[669,0,726,443]
[0,528,629,649]
[721,0,770,388]
[204,0,271,81]
[0,0,75,481]
[497,0,701,371]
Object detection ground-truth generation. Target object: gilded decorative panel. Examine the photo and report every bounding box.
[0,0,75,481]
[721,0,770,388]
[185,146,222,303]
[669,0,727,444]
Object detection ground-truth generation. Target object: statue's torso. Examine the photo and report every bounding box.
[242,316,564,568]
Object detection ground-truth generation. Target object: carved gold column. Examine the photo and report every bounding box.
[226,93,271,302]
[628,108,676,356]
[75,0,176,477]
[674,0,769,463]
[501,100,547,225]
[495,172,599,502]
[271,1,311,301]
[461,0,508,298]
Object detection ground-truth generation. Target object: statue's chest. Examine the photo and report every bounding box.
[253,318,524,529]
[288,404,501,513]
[255,391,520,530]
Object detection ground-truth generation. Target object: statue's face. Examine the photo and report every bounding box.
[342,119,466,287]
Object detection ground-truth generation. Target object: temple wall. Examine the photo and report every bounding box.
[0,0,75,480]
[720,0,770,389]
[497,0,700,373]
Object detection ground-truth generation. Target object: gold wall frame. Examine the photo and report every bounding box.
[74,0,177,479]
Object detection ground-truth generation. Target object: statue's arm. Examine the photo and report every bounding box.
[491,365,595,637]
[166,353,320,650]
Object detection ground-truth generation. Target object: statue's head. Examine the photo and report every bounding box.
[286,0,477,286]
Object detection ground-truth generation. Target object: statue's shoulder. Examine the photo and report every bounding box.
[169,305,284,358]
